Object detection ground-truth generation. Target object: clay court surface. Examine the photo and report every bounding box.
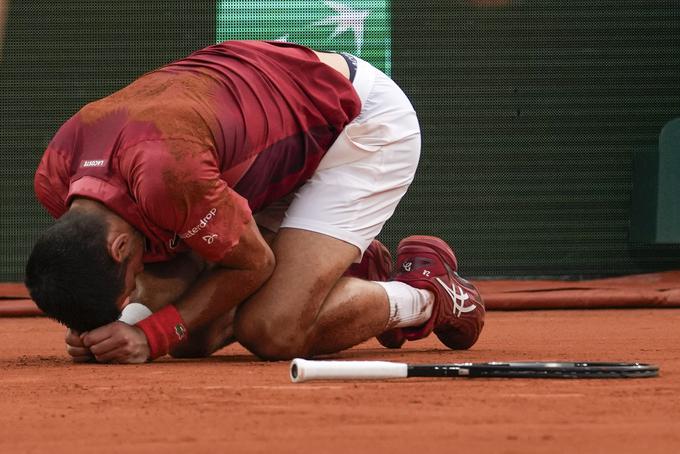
[1,309,678,453]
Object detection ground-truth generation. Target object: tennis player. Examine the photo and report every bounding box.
[25,40,485,363]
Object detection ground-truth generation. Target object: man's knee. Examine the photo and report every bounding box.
[234,304,311,361]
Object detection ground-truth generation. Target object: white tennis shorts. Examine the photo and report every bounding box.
[255,57,421,259]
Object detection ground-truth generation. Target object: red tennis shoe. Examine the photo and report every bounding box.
[388,235,485,350]
[344,239,392,283]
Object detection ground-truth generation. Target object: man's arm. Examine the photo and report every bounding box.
[81,217,274,363]
[80,140,275,363]
[173,216,275,330]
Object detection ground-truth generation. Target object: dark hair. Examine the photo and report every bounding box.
[25,210,125,332]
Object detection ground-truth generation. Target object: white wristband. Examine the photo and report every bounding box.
[118,302,152,325]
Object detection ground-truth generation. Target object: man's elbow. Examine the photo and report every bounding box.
[254,246,276,281]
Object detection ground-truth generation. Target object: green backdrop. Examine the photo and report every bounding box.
[1,0,679,281]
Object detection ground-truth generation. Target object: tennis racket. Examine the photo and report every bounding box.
[290,358,659,383]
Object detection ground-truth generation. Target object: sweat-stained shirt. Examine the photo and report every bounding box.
[34,41,362,263]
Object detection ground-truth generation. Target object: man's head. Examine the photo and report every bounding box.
[25,201,145,332]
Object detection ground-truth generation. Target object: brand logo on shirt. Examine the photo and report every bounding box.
[180,208,218,239]
[80,159,107,168]
[202,234,218,244]
[169,234,180,249]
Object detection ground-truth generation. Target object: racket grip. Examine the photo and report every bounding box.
[290,359,408,383]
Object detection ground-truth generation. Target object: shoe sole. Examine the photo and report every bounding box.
[365,241,392,282]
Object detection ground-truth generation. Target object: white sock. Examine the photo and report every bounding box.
[119,302,152,325]
[375,281,434,329]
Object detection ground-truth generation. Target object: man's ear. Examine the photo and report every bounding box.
[109,233,132,264]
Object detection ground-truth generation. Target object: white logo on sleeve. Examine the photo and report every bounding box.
[435,277,477,317]
[202,234,218,244]
[180,208,217,239]
[80,159,107,168]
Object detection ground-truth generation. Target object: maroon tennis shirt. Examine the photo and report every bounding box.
[35,41,361,263]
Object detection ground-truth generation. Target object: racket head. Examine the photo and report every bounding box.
[410,361,660,378]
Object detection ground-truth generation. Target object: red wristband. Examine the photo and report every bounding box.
[136,305,188,360]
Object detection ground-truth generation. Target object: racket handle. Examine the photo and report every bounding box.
[290,359,408,383]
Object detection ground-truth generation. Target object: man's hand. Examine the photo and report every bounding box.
[65,329,94,363]
[81,321,151,364]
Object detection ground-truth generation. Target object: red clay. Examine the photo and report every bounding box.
[1,309,679,453]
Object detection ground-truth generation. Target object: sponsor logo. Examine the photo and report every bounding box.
[402,261,412,272]
[435,277,477,317]
[174,324,187,340]
[80,159,107,168]
[169,234,180,249]
[217,0,392,74]
[180,208,217,239]
[202,234,218,244]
